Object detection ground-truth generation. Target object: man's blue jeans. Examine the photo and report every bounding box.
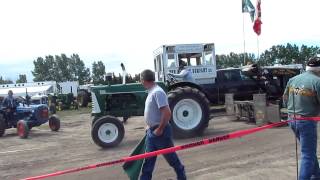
[289,120,320,180]
[140,124,186,180]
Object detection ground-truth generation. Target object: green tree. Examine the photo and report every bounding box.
[259,43,320,66]
[133,74,140,82]
[216,52,255,69]
[92,61,106,84]
[0,76,13,84]
[16,74,27,83]
[32,57,48,81]
[70,54,91,84]
[57,54,72,82]
[32,54,91,83]
[32,55,57,81]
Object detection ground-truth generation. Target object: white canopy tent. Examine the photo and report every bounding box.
[0,85,53,97]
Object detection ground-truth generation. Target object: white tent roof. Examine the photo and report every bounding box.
[0,85,53,97]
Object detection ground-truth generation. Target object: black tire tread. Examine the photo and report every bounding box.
[49,115,61,131]
[17,120,29,139]
[78,90,89,107]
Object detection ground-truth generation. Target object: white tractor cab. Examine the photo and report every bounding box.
[153,43,217,85]
[30,94,49,105]
[30,93,56,114]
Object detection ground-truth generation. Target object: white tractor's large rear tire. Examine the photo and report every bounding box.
[168,87,210,138]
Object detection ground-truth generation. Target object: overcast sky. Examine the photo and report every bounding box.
[0,0,319,82]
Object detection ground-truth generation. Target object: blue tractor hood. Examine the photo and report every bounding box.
[16,103,48,113]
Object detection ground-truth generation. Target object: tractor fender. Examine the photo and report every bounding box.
[168,82,209,99]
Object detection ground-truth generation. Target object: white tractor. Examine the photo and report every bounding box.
[153,43,217,137]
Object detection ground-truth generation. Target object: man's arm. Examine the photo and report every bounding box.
[170,70,188,78]
[2,97,8,108]
[282,79,291,107]
[154,105,171,136]
[315,81,320,105]
[153,90,171,136]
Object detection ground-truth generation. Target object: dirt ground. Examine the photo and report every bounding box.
[0,108,314,180]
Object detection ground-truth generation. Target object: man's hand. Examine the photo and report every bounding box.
[153,127,164,136]
[155,105,171,136]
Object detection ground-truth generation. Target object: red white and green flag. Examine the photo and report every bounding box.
[253,0,262,35]
[242,0,255,22]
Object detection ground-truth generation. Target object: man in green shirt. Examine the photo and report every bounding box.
[283,57,320,180]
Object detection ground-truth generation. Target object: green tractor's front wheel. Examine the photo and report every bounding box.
[91,116,125,148]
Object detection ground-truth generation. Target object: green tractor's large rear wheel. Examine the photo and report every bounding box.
[78,90,89,107]
[91,116,125,148]
[0,114,6,137]
[168,87,210,138]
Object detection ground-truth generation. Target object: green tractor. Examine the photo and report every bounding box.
[53,86,79,111]
[91,43,216,148]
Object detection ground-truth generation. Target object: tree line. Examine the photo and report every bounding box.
[32,54,140,85]
[0,43,319,85]
[216,43,320,69]
[32,54,91,84]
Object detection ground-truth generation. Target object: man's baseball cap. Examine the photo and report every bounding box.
[307,57,320,67]
[306,57,320,71]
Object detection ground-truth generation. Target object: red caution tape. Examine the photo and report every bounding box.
[22,117,320,180]
[295,117,320,121]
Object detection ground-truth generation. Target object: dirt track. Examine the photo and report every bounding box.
[0,108,313,180]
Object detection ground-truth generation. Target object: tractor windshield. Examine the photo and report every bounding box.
[31,99,41,104]
[178,53,202,66]
[167,54,176,68]
[204,50,213,65]
[153,43,216,84]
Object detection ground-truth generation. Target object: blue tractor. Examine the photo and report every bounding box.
[0,96,60,138]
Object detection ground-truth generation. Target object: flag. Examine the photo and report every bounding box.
[123,135,147,180]
[253,0,262,35]
[242,0,255,22]
[253,19,262,35]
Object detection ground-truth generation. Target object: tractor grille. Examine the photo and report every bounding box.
[41,109,49,119]
[91,92,101,113]
[34,105,49,121]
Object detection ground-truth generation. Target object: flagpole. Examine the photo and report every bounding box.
[242,13,246,65]
[257,36,260,61]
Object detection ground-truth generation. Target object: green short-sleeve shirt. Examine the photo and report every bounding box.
[284,71,320,116]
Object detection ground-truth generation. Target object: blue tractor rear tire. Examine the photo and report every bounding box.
[49,115,61,131]
[17,120,29,139]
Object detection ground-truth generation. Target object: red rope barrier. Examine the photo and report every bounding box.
[23,117,320,180]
